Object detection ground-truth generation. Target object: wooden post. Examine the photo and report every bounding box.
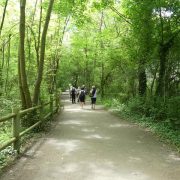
[12,108,21,154]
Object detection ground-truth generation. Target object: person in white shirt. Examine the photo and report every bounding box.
[90,85,97,110]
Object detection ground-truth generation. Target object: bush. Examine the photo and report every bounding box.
[105,95,180,130]
[103,98,126,112]
[144,96,180,129]
[0,97,20,117]
[127,97,146,115]
[102,95,180,150]
[166,96,180,129]
[0,146,15,167]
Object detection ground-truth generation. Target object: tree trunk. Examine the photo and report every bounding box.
[101,62,105,98]
[156,32,178,97]
[155,8,179,97]
[0,66,2,96]
[19,0,32,108]
[2,42,5,69]
[150,64,158,95]
[138,60,147,96]
[36,0,43,68]
[0,0,9,36]
[156,44,167,97]
[5,34,11,94]
[33,0,54,105]
[18,47,26,109]
[0,42,5,95]
[53,16,70,94]
[27,28,31,75]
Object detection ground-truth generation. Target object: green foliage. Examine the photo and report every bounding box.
[126,96,180,129]
[0,0,179,158]
[0,122,11,145]
[103,97,180,151]
[166,96,180,129]
[0,147,15,167]
[93,0,114,10]
[103,98,126,112]
[0,97,20,116]
[53,0,74,16]
[0,0,7,6]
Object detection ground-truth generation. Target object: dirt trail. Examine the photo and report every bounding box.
[1,93,180,180]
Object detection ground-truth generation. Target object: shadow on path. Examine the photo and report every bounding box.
[0,93,180,180]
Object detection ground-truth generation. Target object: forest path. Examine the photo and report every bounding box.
[1,92,180,180]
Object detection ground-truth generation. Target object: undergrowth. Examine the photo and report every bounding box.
[103,97,180,152]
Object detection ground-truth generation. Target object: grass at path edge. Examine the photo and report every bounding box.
[102,100,180,153]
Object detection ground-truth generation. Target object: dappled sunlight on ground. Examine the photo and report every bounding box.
[1,94,180,180]
[168,153,180,161]
[64,107,105,113]
[59,119,86,125]
[46,138,81,155]
[81,128,95,133]
[84,134,111,140]
[136,140,143,144]
[55,160,150,180]
[128,156,142,162]
[109,123,135,128]
[58,162,79,173]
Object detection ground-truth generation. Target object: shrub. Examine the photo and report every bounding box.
[166,96,180,130]
[127,96,146,115]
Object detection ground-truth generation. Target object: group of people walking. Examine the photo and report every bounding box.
[69,85,97,109]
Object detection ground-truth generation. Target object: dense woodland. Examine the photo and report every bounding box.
[0,0,180,150]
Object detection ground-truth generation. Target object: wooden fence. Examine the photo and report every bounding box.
[0,94,60,154]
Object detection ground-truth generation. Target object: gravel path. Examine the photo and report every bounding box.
[1,93,180,180]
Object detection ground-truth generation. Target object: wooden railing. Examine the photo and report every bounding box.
[0,94,60,154]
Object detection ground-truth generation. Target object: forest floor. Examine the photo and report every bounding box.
[0,92,180,180]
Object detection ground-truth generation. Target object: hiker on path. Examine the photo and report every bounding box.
[82,84,87,104]
[71,86,76,104]
[79,87,86,108]
[76,86,81,102]
[69,84,72,101]
[90,85,97,110]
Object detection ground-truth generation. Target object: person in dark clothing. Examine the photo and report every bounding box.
[79,87,86,108]
[82,84,87,104]
[71,87,76,104]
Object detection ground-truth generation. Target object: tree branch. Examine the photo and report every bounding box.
[0,0,9,36]
[110,6,132,25]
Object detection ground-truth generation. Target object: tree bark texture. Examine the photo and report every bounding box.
[18,48,26,109]
[156,32,178,97]
[138,60,147,96]
[5,34,11,94]
[19,0,32,108]
[0,0,9,36]
[33,0,55,105]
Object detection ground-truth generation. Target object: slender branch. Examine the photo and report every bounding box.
[59,15,70,45]
[110,6,132,25]
[0,0,9,36]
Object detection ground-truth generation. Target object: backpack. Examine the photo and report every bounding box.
[71,88,75,95]
[80,90,85,97]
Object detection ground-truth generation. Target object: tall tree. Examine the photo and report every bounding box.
[155,1,180,97]
[33,0,55,105]
[125,0,153,96]
[19,0,32,108]
[0,0,9,36]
